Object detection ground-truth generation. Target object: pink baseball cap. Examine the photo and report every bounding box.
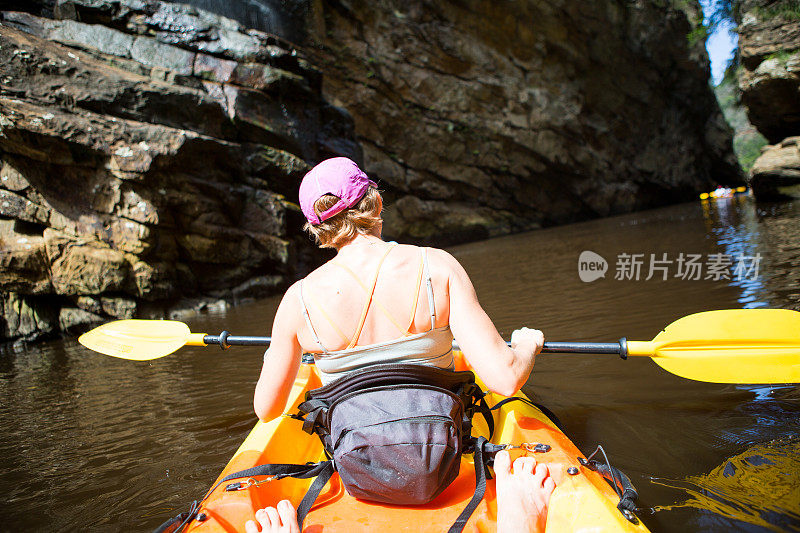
[299,157,377,225]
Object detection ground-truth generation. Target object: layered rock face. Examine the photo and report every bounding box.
[292,0,741,242]
[1,0,740,344]
[0,0,358,342]
[750,136,800,198]
[737,0,800,198]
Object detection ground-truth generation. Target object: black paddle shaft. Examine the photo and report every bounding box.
[203,332,270,349]
[542,340,627,356]
[203,332,629,358]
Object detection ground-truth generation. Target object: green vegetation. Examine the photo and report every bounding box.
[714,66,768,173]
[671,0,705,25]
[764,48,800,62]
[754,0,800,20]
[687,25,709,47]
[733,131,768,171]
[699,2,772,172]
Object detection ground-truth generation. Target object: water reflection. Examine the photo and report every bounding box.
[653,436,800,532]
[701,195,800,311]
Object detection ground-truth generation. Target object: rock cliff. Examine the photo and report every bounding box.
[293,0,741,243]
[0,0,358,342]
[737,0,800,199]
[1,0,740,343]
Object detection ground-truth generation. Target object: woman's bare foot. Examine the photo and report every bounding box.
[244,500,300,533]
[495,450,556,533]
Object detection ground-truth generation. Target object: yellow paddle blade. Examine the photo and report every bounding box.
[78,319,192,360]
[638,309,800,384]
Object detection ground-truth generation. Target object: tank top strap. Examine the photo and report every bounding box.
[308,290,352,346]
[404,250,426,334]
[347,243,398,348]
[297,280,330,353]
[332,261,408,335]
[347,243,397,348]
[423,248,436,330]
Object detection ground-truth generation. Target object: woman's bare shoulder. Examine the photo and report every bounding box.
[277,281,304,312]
[424,247,466,274]
[389,244,456,266]
[284,279,302,297]
[301,259,337,284]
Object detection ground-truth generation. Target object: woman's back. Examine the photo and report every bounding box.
[297,241,451,352]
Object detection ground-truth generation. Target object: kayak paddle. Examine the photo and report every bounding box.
[78,309,800,384]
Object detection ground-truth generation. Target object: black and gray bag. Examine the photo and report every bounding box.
[174,364,506,533]
[297,364,492,506]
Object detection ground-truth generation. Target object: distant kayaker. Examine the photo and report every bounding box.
[244,448,556,533]
[253,157,545,421]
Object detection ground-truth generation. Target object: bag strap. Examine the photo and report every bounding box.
[448,436,489,533]
[465,383,495,439]
[215,460,335,529]
[296,461,336,527]
[219,462,330,486]
[489,396,564,432]
[447,436,508,533]
[446,394,564,531]
[297,398,328,434]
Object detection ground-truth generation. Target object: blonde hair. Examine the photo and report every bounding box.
[303,187,382,248]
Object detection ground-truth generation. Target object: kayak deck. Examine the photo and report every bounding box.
[185,353,649,532]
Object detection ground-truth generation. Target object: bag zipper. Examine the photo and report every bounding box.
[333,415,457,450]
[328,384,463,418]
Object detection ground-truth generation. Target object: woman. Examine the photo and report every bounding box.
[254,157,544,421]
[249,157,550,532]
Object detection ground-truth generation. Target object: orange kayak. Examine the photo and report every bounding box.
[182,352,650,532]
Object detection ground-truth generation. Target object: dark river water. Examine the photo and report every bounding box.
[2,195,799,532]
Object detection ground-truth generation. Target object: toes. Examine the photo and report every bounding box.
[494,450,512,478]
[249,503,297,533]
[513,456,537,475]
[256,508,271,527]
[249,508,271,533]
[265,507,281,530]
[533,462,549,486]
[277,500,299,533]
[543,476,556,496]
